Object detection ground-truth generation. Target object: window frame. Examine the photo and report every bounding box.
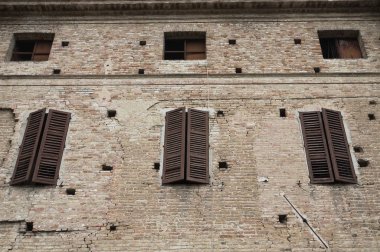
[318,30,365,59]
[164,32,206,60]
[10,33,54,62]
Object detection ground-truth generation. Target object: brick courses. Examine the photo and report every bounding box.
[0,1,379,251]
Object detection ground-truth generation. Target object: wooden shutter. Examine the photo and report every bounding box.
[322,109,357,183]
[10,109,46,185]
[336,39,362,59]
[162,108,186,184]
[186,109,209,183]
[300,112,334,183]
[32,41,52,61]
[32,110,71,185]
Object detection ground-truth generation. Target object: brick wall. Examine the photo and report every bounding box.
[0,7,379,252]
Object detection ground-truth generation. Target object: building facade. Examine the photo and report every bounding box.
[0,0,379,251]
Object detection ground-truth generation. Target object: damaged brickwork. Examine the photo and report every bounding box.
[0,1,380,251]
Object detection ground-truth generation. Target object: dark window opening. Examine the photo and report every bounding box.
[140,41,146,46]
[369,100,376,105]
[314,67,320,73]
[110,225,117,231]
[138,69,145,75]
[318,30,364,59]
[164,32,206,60]
[294,38,301,45]
[11,33,54,61]
[279,108,286,117]
[229,39,236,45]
[235,68,242,74]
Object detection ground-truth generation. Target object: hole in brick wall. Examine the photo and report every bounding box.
[140,41,146,46]
[229,39,236,45]
[66,188,76,195]
[219,162,228,169]
[110,224,117,231]
[368,114,375,120]
[107,110,117,118]
[138,69,145,75]
[217,110,224,117]
[279,108,286,117]
[26,222,33,232]
[294,38,301,44]
[369,100,377,105]
[278,214,287,224]
[102,165,113,171]
[313,67,320,73]
[61,41,69,47]
[357,159,369,167]
[353,146,363,153]
[235,68,242,74]
[154,162,160,170]
[53,69,61,74]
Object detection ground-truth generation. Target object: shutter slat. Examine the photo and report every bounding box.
[32,109,70,185]
[300,111,334,183]
[186,109,209,183]
[11,109,46,185]
[322,108,356,183]
[162,108,186,184]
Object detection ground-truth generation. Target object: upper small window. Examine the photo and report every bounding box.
[164,32,206,60]
[318,30,364,59]
[11,33,54,61]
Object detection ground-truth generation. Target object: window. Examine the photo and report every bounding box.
[11,33,54,61]
[318,30,364,59]
[164,32,206,60]
[10,109,71,186]
[162,108,209,184]
[300,108,356,184]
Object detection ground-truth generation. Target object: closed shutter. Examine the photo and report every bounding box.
[10,109,46,185]
[162,108,186,184]
[186,109,209,183]
[32,110,71,185]
[300,111,334,183]
[322,109,356,183]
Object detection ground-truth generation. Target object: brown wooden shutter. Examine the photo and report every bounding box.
[32,110,71,185]
[186,109,209,183]
[322,109,357,183]
[162,108,186,184]
[10,109,46,185]
[32,41,52,61]
[336,39,362,59]
[300,111,334,183]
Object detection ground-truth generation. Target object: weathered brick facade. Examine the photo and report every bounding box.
[0,1,379,251]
